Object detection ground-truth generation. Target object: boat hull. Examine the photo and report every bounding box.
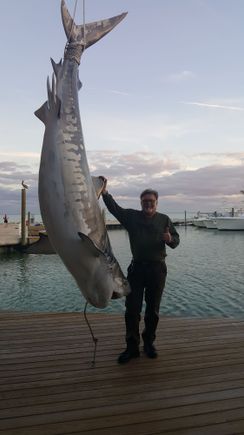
[215,217,244,231]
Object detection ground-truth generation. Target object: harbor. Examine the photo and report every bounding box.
[0,223,45,253]
[1,225,244,318]
[192,208,244,231]
[1,312,244,434]
[0,217,193,254]
[1,2,244,433]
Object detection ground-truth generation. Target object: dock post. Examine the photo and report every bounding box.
[21,189,27,245]
[27,211,31,231]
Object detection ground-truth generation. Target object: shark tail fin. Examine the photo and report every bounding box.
[61,0,127,49]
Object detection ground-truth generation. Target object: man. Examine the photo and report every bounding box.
[101,179,180,364]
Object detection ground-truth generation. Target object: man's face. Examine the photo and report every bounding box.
[141,194,158,217]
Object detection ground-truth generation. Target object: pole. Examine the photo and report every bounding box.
[184,210,187,226]
[83,0,86,47]
[21,188,27,245]
[27,211,31,236]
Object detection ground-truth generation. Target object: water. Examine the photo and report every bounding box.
[1,226,244,318]
[5,210,194,224]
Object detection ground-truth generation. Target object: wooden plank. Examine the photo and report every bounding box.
[1,401,244,433]
[0,223,20,246]
[1,386,244,419]
[0,379,243,410]
[1,349,244,381]
[1,312,244,434]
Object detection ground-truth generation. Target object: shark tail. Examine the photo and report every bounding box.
[61,0,127,49]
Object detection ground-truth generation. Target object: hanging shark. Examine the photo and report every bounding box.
[35,0,130,308]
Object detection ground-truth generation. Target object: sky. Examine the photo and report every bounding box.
[0,0,244,216]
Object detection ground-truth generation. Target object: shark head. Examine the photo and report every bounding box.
[74,232,130,308]
[88,252,131,308]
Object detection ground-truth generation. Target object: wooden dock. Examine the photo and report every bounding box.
[0,218,192,253]
[0,223,47,253]
[0,223,21,247]
[0,312,244,434]
[0,222,123,252]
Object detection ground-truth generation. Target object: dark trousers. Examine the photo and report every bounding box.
[125,261,167,350]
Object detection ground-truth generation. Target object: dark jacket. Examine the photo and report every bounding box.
[103,192,180,262]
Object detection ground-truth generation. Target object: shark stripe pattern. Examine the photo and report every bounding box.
[35,0,130,308]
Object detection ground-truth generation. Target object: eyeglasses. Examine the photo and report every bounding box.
[141,199,157,204]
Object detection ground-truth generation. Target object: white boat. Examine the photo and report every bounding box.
[202,218,217,229]
[215,216,244,231]
[192,218,207,228]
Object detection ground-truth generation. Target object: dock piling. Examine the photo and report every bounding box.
[21,188,27,245]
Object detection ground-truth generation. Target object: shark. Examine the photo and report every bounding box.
[35,0,130,308]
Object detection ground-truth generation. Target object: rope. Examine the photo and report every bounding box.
[83,0,86,48]
[64,0,86,55]
[68,0,78,43]
[84,302,98,367]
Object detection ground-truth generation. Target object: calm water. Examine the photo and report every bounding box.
[1,226,244,318]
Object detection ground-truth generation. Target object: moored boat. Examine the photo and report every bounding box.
[203,218,217,229]
[192,218,207,228]
[215,216,244,231]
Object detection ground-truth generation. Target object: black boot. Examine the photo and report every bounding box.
[117,347,140,364]
[143,343,158,359]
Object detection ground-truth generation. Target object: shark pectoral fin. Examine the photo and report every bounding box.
[92,176,106,199]
[78,232,102,257]
[34,102,49,125]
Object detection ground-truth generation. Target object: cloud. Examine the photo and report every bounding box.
[157,165,244,197]
[0,161,38,214]
[88,151,244,212]
[1,152,244,215]
[105,163,244,213]
[88,150,181,177]
[0,161,29,171]
[0,151,40,158]
[165,70,195,83]
[0,161,37,186]
[83,111,193,152]
[185,152,244,171]
[104,163,243,197]
[183,101,244,111]
[106,89,132,97]
[86,86,132,97]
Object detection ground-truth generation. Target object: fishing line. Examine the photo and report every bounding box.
[84,302,98,367]
[65,0,86,53]
[83,0,86,49]
[68,0,78,43]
